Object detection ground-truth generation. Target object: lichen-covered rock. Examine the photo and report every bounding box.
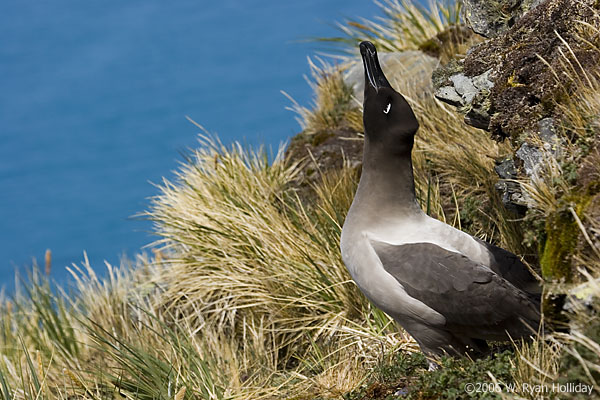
[463,0,521,38]
[494,157,529,214]
[435,86,463,106]
[493,117,565,213]
[434,64,495,129]
[464,105,492,130]
[463,0,547,38]
[434,0,599,142]
[462,0,599,141]
[516,143,543,180]
[450,73,479,103]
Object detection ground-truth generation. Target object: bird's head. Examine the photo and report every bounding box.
[360,41,419,156]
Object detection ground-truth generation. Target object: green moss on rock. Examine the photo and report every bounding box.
[540,209,579,282]
[540,197,594,281]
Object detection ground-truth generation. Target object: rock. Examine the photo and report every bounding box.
[464,107,491,129]
[433,66,495,129]
[495,118,565,212]
[538,117,562,156]
[471,69,494,92]
[495,157,517,180]
[344,50,439,104]
[431,59,464,91]
[463,0,519,38]
[494,157,528,214]
[434,69,494,105]
[450,73,479,104]
[538,117,556,140]
[463,0,547,38]
[514,120,562,180]
[435,86,463,106]
[495,180,529,213]
[516,142,543,179]
[563,279,598,313]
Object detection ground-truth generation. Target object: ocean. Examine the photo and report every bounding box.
[0,1,382,290]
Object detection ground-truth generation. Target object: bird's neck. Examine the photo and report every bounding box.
[353,139,421,219]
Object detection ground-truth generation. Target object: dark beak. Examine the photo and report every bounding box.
[360,41,391,92]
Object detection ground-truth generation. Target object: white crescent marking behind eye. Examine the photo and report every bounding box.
[383,103,391,114]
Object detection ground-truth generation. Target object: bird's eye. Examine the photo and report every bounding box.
[383,103,391,114]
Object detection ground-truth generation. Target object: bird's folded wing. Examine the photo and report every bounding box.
[369,240,540,328]
[475,238,542,296]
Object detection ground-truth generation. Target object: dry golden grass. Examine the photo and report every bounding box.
[325,0,462,52]
[283,58,363,136]
[0,133,417,399]
[146,131,417,396]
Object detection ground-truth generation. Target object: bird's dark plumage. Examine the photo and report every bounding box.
[477,239,541,297]
[372,241,540,340]
[340,41,541,360]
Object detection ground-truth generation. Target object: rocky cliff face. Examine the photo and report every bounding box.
[435,0,599,141]
[433,0,600,286]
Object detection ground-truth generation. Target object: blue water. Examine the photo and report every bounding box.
[0,1,382,289]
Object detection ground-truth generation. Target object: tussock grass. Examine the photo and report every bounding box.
[148,134,356,332]
[322,0,463,55]
[283,58,363,136]
[0,135,414,399]
[147,132,417,394]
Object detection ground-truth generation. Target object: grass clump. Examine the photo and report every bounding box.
[284,58,363,138]
[323,0,462,54]
[0,135,414,399]
[147,132,416,395]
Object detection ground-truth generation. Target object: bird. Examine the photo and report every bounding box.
[340,41,541,364]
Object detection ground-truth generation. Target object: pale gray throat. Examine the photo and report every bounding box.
[352,138,421,219]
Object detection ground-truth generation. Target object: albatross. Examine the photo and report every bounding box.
[340,41,541,362]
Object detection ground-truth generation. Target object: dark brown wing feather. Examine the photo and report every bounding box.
[370,240,540,339]
[476,238,541,297]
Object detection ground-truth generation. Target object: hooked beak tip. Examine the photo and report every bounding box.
[360,41,391,92]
